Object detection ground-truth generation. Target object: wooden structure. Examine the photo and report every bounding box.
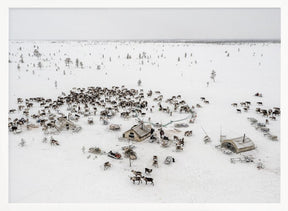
[220,134,255,153]
[123,123,152,142]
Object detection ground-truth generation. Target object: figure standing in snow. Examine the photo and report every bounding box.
[54,80,58,89]
[207,81,209,87]
[82,146,85,154]
[160,128,164,139]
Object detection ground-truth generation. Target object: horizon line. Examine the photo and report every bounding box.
[9,39,281,43]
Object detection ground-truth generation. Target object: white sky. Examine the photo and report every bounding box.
[9,8,280,41]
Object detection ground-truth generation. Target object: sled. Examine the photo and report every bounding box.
[164,156,175,165]
[109,124,121,131]
[174,123,189,128]
[89,147,102,154]
[108,151,122,159]
[72,126,82,133]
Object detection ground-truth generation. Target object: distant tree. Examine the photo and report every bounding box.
[127,54,131,59]
[33,49,41,58]
[19,54,24,63]
[137,79,142,86]
[210,70,216,82]
[65,58,72,66]
[75,58,79,68]
[38,62,42,69]
[19,138,25,147]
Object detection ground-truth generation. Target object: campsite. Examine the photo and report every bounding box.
[8,40,280,202]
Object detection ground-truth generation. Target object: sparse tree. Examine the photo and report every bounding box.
[33,49,41,58]
[75,58,79,68]
[210,70,216,82]
[20,54,24,63]
[65,58,72,66]
[19,138,25,147]
[38,62,42,69]
[137,79,142,86]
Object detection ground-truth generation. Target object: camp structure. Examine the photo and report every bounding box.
[56,117,82,133]
[123,123,152,142]
[220,134,255,153]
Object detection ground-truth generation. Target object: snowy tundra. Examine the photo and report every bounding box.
[8,41,280,203]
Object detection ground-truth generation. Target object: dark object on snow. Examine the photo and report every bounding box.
[164,156,175,165]
[104,162,111,170]
[145,168,153,174]
[108,151,122,159]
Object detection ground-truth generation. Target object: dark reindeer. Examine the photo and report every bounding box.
[104,162,111,170]
[130,176,142,184]
[141,176,154,185]
[145,168,153,174]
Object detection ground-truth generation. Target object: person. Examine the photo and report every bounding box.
[207,81,209,87]
[160,128,164,138]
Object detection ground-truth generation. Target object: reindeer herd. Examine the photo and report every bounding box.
[9,85,202,187]
[231,93,280,141]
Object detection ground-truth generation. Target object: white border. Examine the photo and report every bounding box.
[1,1,287,211]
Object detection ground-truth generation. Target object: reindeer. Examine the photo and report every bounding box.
[177,138,185,146]
[141,176,154,185]
[184,130,192,136]
[152,156,158,168]
[231,103,237,107]
[131,170,142,177]
[173,135,180,141]
[50,139,59,146]
[9,109,16,113]
[104,162,111,170]
[145,168,153,174]
[176,144,184,151]
[130,176,142,184]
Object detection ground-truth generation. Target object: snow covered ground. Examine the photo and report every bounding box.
[8,40,280,203]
